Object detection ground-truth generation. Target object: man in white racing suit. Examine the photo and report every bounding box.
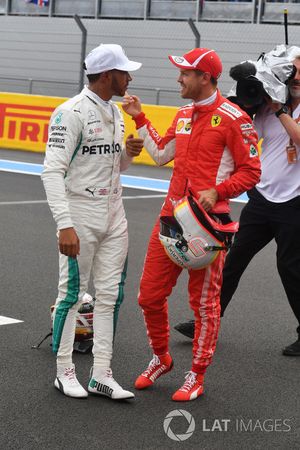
[42,44,143,399]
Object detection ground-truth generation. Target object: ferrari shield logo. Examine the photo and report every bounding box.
[211,115,222,127]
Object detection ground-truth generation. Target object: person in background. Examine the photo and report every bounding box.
[123,47,261,401]
[42,43,144,399]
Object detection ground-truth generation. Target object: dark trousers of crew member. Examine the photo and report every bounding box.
[220,187,300,334]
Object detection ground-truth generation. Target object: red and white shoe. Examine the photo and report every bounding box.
[172,371,204,401]
[135,353,173,389]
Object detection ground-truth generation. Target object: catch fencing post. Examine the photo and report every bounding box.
[188,18,200,48]
[144,0,151,20]
[74,14,87,93]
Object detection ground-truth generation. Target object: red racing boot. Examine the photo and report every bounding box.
[172,371,204,401]
[135,353,173,389]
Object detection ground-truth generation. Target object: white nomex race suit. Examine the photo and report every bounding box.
[42,87,132,370]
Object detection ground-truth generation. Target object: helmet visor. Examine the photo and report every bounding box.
[160,216,183,239]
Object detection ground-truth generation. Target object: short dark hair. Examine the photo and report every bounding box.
[86,73,102,83]
[82,62,102,83]
[196,70,217,86]
[210,76,217,86]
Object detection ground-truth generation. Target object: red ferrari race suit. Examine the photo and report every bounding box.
[133,90,261,374]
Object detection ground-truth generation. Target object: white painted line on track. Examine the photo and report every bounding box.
[0,159,170,191]
[0,316,23,326]
[0,196,247,205]
[123,194,166,199]
[0,159,43,177]
[0,159,249,202]
[0,200,48,205]
[0,196,166,205]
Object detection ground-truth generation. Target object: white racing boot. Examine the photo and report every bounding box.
[88,368,135,400]
[54,364,88,398]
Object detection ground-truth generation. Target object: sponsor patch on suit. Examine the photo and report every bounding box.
[176,118,192,134]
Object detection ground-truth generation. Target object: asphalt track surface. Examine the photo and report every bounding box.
[0,149,299,450]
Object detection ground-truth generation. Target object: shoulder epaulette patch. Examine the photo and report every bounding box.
[218,102,243,119]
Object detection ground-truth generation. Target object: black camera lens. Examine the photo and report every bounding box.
[236,77,265,107]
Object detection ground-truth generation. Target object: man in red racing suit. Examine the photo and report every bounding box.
[123,48,261,401]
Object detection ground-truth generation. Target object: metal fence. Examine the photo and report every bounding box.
[0,15,202,105]
[0,75,179,105]
[0,4,299,105]
[0,0,300,24]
